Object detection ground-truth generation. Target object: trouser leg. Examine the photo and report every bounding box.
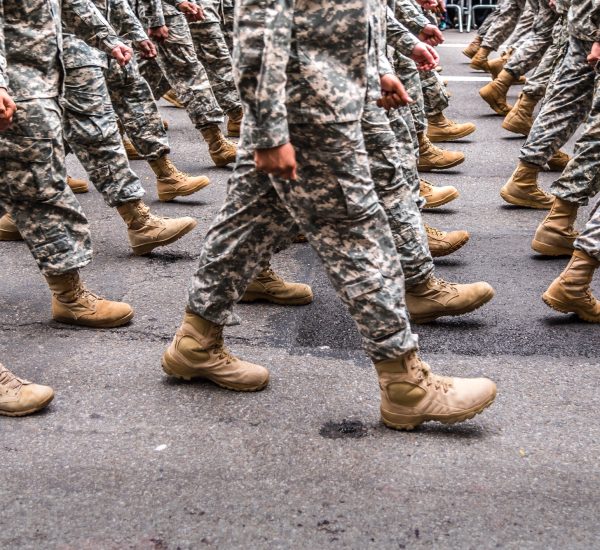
[395,54,426,134]
[481,0,527,50]
[63,65,145,207]
[420,69,449,117]
[0,98,92,275]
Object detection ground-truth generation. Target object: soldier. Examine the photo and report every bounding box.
[539,38,600,322]
[218,0,234,52]
[500,0,596,210]
[0,0,135,415]
[479,0,559,116]
[161,0,496,430]
[135,0,237,167]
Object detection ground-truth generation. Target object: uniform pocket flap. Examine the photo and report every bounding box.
[346,273,384,300]
[0,135,53,163]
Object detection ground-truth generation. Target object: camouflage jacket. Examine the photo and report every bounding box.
[235,0,385,149]
[394,0,429,35]
[0,0,120,100]
[386,6,419,57]
[64,0,148,69]
[568,0,600,42]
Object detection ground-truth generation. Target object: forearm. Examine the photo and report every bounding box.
[63,0,121,54]
[394,0,429,35]
[386,6,420,57]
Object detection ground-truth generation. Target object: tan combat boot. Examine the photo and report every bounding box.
[462,35,482,59]
[240,267,313,305]
[547,150,571,172]
[163,89,184,109]
[488,56,506,80]
[116,200,198,256]
[162,311,270,391]
[406,276,495,323]
[0,213,23,241]
[470,46,493,72]
[531,197,579,256]
[417,133,465,172]
[227,107,243,138]
[67,175,89,194]
[201,125,237,167]
[427,113,476,142]
[502,92,538,136]
[542,250,600,322]
[45,271,134,328]
[420,179,459,209]
[123,137,143,161]
[375,351,496,430]
[0,364,54,417]
[500,161,553,209]
[479,69,517,116]
[148,155,210,201]
[425,224,469,257]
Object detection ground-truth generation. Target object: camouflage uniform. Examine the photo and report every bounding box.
[519,1,598,168]
[188,0,241,115]
[187,0,419,362]
[218,0,234,52]
[502,0,537,52]
[0,0,121,275]
[62,0,147,207]
[135,0,224,130]
[481,0,527,51]
[503,0,558,79]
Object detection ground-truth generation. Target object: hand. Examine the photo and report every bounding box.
[137,39,157,59]
[588,42,600,68]
[411,42,439,71]
[148,25,169,43]
[0,88,17,132]
[418,24,444,46]
[177,1,205,22]
[111,43,133,66]
[378,73,412,109]
[254,143,297,180]
[416,0,439,9]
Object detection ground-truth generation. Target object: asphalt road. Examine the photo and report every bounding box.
[1,31,599,549]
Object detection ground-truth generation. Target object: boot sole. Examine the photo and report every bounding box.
[0,231,24,241]
[239,292,314,306]
[542,293,600,323]
[410,286,495,324]
[423,189,460,209]
[158,178,210,202]
[161,352,269,392]
[479,91,512,116]
[501,119,530,136]
[381,391,496,431]
[418,156,465,172]
[132,220,198,256]
[69,185,89,194]
[500,188,552,210]
[428,127,476,143]
[430,233,470,258]
[0,393,55,417]
[53,310,134,329]
[531,239,573,257]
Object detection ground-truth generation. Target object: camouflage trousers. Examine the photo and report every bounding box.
[520,36,595,168]
[522,15,569,100]
[362,104,432,288]
[551,74,600,208]
[187,121,418,362]
[63,65,145,207]
[504,1,558,79]
[0,98,92,275]
[219,4,234,53]
[105,57,170,161]
[189,19,241,115]
[501,0,536,52]
[481,0,527,51]
[395,53,425,134]
[139,13,224,130]
[420,69,450,118]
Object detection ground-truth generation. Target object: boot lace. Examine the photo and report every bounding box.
[408,354,453,393]
[256,268,282,284]
[209,327,236,365]
[429,276,456,290]
[0,365,24,392]
[164,158,192,179]
[420,180,433,193]
[425,224,445,239]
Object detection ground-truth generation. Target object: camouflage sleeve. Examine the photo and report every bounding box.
[0,0,6,90]
[394,0,429,35]
[137,0,166,27]
[386,6,419,57]
[112,0,149,42]
[63,0,122,54]
[234,0,293,149]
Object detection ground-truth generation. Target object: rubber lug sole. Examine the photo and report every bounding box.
[239,292,314,306]
[53,310,134,329]
[132,219,198,256]
[427,127,476,143]
[418,156,465,172]
[500,188,552,209]
[0,393,55,417]
[423,189,460,209]
[479,91,512,116]
[502,119,530,136]
[542,292,600,323]
[157,178,210,202]
[410,286,495,324]
[381,392,496,431]
[531,239,574,257]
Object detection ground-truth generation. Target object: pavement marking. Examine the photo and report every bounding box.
[442,75,492,82]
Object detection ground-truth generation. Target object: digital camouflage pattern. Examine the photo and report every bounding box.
[504,0,559,78]
[481,0,527,50]
[218,0,235,52]
[420,69,449,117]
[568,0,600,42]
[520,36,595,168]
[502,0,536,52]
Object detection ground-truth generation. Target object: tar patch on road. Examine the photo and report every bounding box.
[319,419,369,439]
